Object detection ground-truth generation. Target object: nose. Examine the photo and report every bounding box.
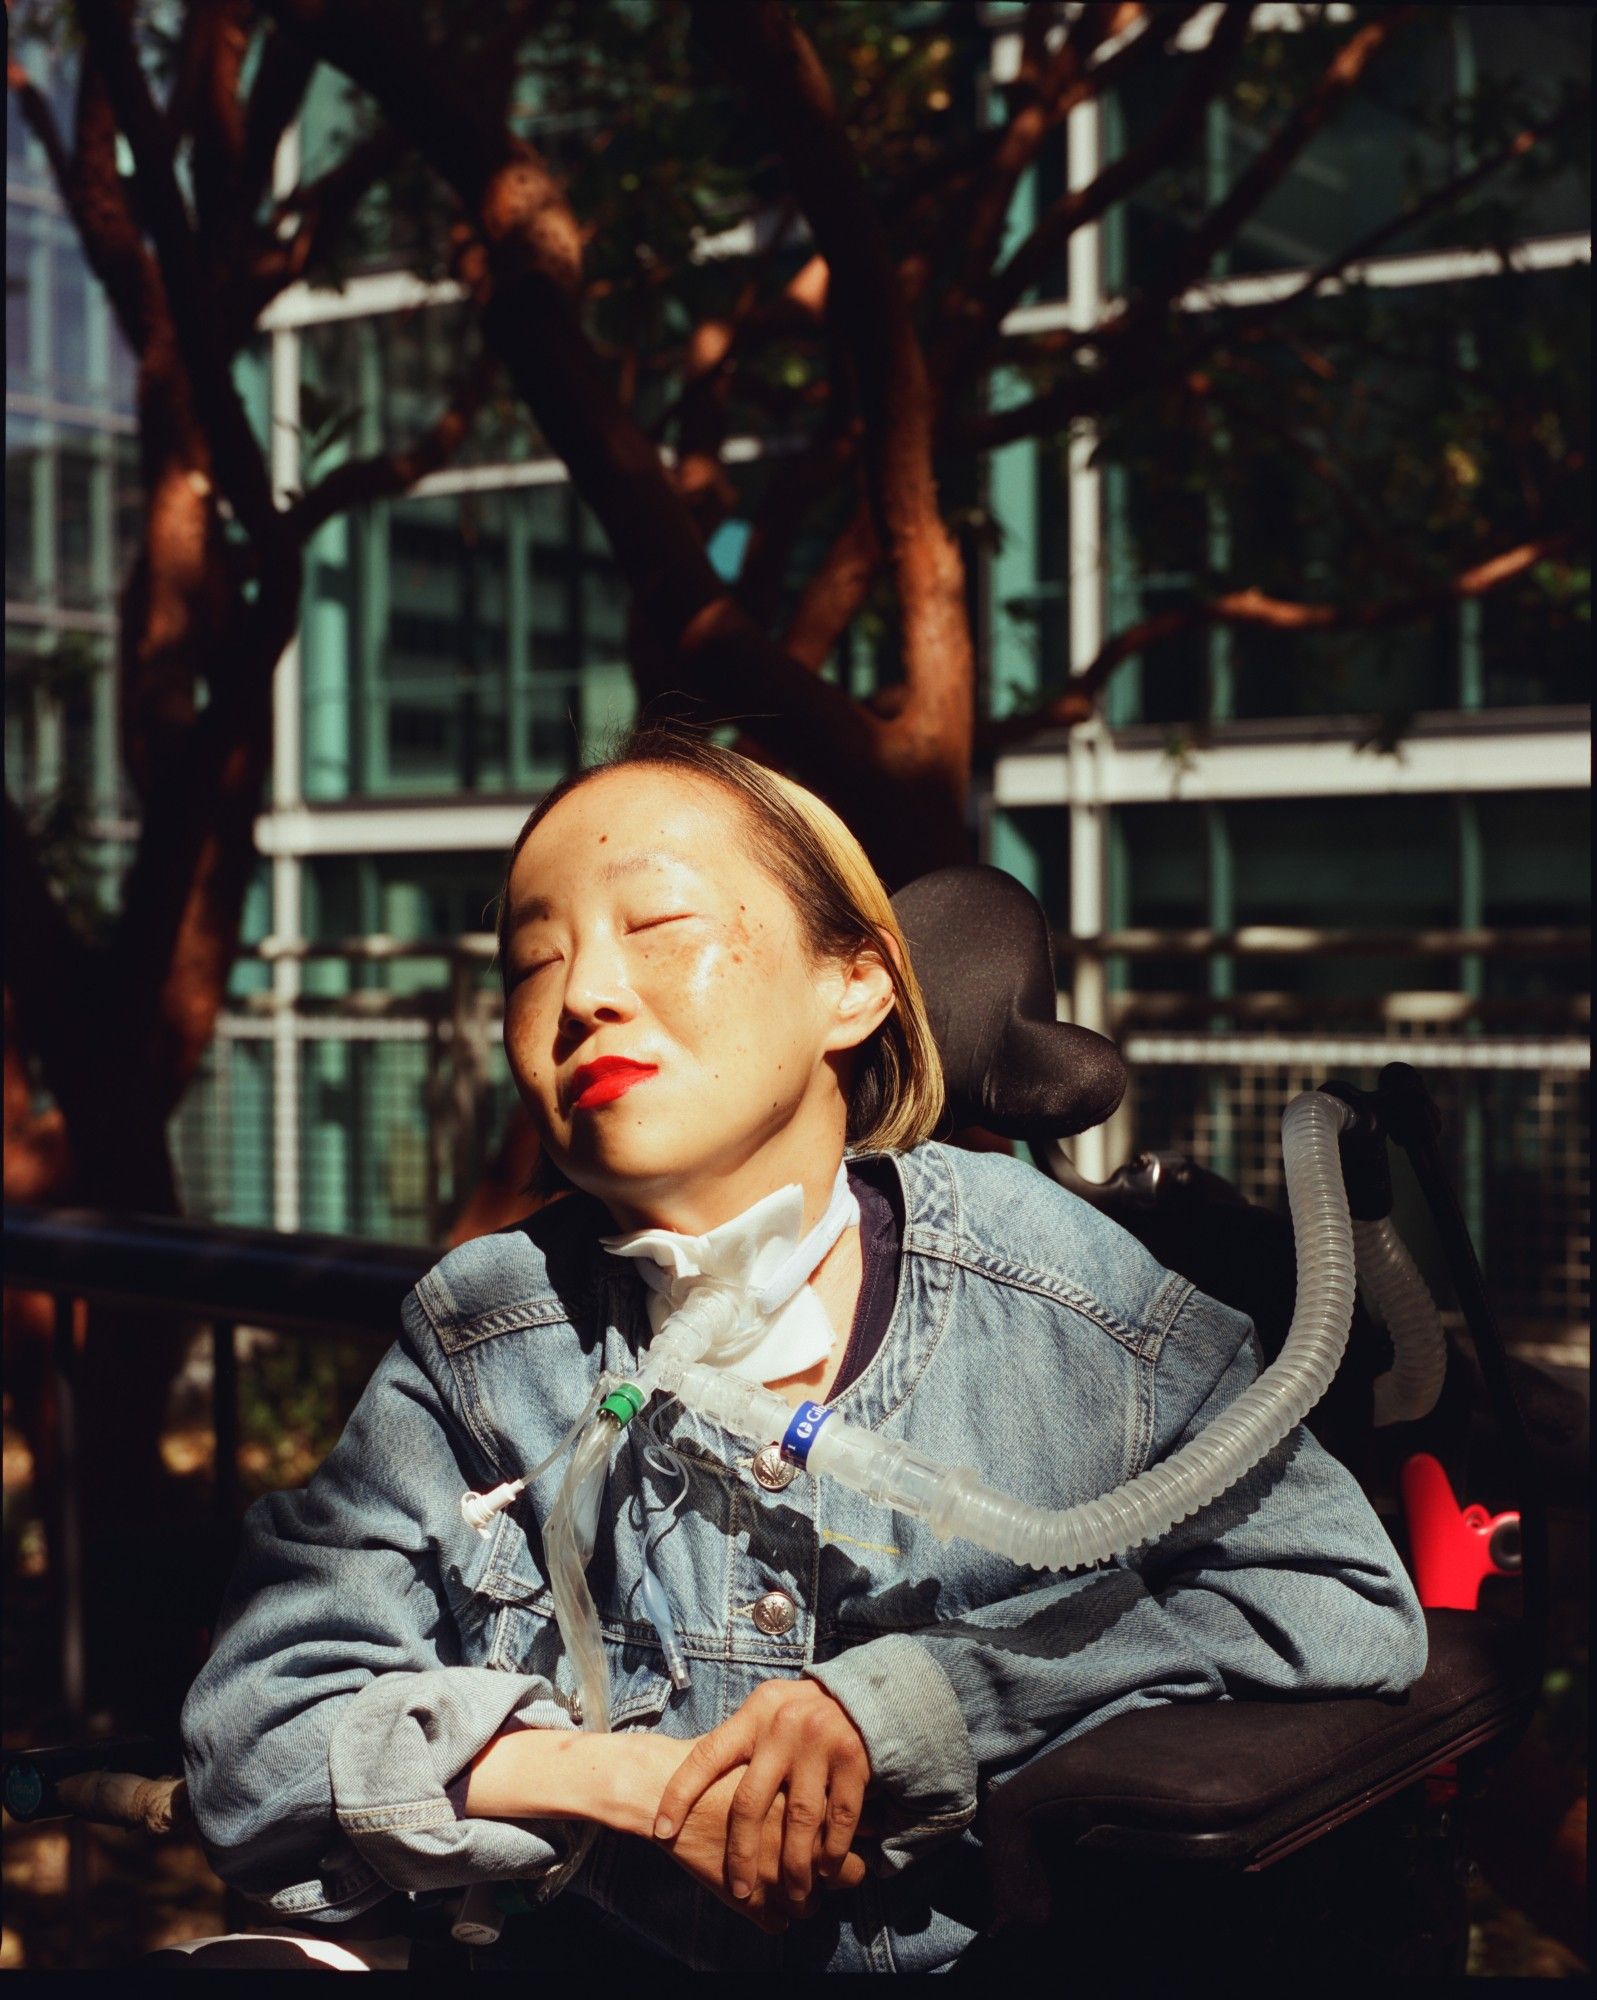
[557,930,639,1040]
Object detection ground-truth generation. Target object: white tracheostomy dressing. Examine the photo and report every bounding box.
[600,1161,859,1383]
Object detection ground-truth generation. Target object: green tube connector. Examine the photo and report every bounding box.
[598,1382,646,1429]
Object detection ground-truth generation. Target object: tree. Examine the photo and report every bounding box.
[257,0,1587,866]
[4,1,1587,1701]
[258,0,1586,1232]
[4,0,491,1661]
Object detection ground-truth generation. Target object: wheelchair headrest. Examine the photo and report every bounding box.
[890,865,1128,1140]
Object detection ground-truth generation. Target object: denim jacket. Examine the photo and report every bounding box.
[182,1143,1428,1974]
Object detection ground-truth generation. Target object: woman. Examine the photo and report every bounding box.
[181,732,1428,1974]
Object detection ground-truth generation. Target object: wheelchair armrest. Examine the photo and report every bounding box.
[978,1610,1536,1927]
[3,1736,182,1827]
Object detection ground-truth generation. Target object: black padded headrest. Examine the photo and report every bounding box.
[891,865,1127,1141]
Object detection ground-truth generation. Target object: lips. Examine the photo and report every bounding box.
[570,1056,659,1111]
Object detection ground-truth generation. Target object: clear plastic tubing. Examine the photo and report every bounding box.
[605,1093,1361,1574]
[533,1284,754,1888]
[1354,1215,1448,1426]
[535,1413,620,1894]
[550,1093,1445,1603]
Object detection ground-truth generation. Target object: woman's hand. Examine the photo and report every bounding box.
[652,1680,872,1907]
[658,1760,867,1933]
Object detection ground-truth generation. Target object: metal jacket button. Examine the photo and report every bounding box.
[752,1590,797,1637]
[751,1444,799,1491]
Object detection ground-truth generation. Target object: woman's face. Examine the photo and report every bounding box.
[502,767,890,1231]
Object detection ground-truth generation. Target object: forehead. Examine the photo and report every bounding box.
[511,767,756,896]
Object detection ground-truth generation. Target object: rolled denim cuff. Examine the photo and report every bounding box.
[327,1667,579,1895]
[806,1635,978,1875]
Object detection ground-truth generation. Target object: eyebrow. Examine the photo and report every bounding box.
[505,853,675,933]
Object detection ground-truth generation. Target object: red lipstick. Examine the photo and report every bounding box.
[570,1057,658,1110]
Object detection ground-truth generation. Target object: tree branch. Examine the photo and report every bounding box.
[970,5,1251,360]
[979,82,1587,453]
[2,793,99,1129]
[1206,94,1588,347]
[239,20,317,213]
[282,352,498,543]
[734,428,859,629]
[951,3,1115,303]
[6,42,75,191]
[1138,8,1419,326]
[696,0,971,775]
[76,0,282,551]
[8,40,161,357]
[983,533,1576,749]
[239,119,408,333]
[189,0,253,253]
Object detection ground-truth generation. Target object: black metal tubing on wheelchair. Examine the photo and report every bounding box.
[1374,1061,1549,1690]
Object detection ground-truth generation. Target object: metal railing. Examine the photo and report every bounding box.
[2,1209,435,1963]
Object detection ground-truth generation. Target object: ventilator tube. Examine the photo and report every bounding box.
[618,1092,1374,1573]
[541,1089,1447,1784]
[1355,1215,1450,1426]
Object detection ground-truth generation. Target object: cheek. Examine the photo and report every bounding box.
[504,1001,556,1097]
[642,929,763,1011]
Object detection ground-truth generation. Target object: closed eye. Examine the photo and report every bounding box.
[629,913,694,934]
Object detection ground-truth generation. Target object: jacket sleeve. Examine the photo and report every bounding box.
[804,1285,1429,1875]
[181,1324,580,1923]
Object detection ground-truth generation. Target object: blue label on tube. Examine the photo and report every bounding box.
[780,1400,834,1469]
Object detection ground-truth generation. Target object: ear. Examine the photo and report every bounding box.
[821,947,896,1056]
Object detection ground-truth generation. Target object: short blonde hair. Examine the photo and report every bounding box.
[498,731,945,1188]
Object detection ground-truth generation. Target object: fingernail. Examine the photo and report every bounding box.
[732,1881,751,1900]
[653,1816,673,1839]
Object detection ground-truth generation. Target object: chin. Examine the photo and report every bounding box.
[556,1139,696,1205]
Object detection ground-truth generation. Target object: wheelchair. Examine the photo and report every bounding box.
[2,865,1564,1975]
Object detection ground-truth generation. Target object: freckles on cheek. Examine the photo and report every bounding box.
[680,939,732,1001]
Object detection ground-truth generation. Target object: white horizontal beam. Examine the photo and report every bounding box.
[1124,1032,1589,1072]
[1178,232,1591,311]
[395,432,797,501]
[259,271,466,332]
[4,602,118,634]
[1001,233,1591,339]
[6,391,138,434]
[408,457,572,498]
[259,230,1590,349]
[991,7,1355,83]
[255,800,531,856]
[995,721,1591,807]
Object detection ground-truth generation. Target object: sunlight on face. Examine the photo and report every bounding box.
[502,768,858,1230]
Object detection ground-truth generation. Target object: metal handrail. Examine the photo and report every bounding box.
[3,1206,432,1337]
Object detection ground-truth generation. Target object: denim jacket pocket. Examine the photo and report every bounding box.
[606,1644,676,1732]
[440,1510,551,1671]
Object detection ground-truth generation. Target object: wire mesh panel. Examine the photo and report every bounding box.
[299,1027,435,1242]
[1477,1065,1591,1342]
[169,1030,275,1228]
[1124,1033,1590,1352]
[173,1008,511,1245]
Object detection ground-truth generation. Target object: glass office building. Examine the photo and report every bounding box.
[6,10,1588,1358]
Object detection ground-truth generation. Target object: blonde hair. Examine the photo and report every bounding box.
[498,731,945,1188]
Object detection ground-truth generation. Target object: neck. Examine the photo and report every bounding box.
[601,1136,847,1239]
